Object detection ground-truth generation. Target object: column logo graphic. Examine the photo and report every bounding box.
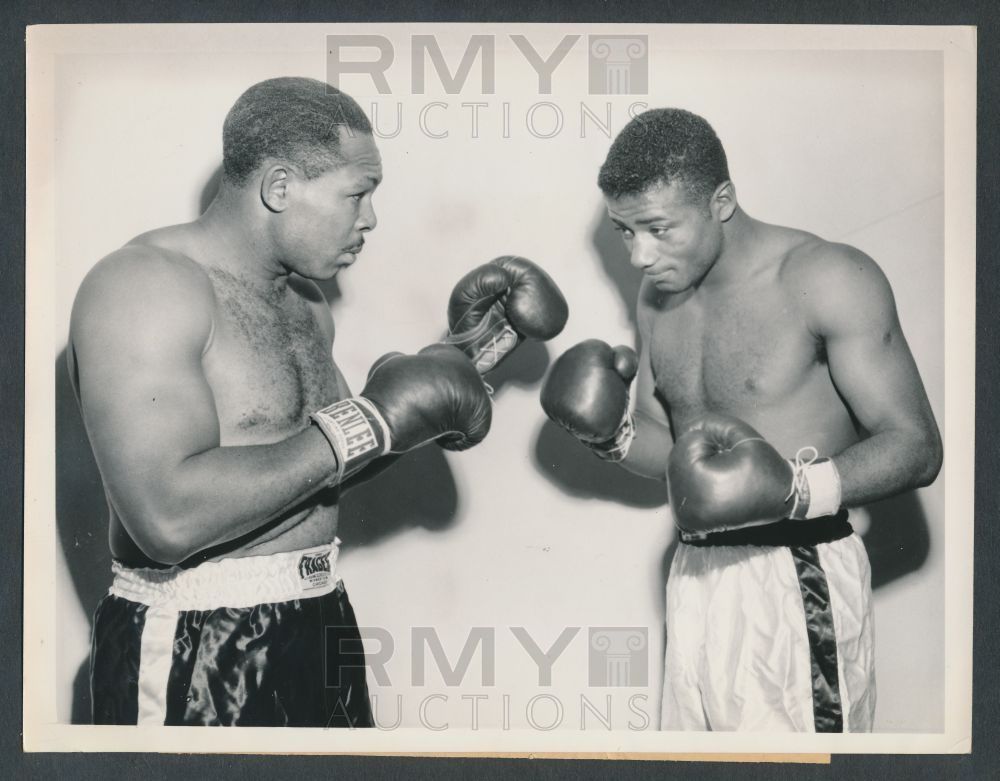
[588,35,648,95]
[588,627,648,686]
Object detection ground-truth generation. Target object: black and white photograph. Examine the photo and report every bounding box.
[23,22,975,755]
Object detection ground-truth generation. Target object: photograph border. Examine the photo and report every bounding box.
[9,0,998,777]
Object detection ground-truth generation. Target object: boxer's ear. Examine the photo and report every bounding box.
[260,164,291,213]
[710,181,737,222]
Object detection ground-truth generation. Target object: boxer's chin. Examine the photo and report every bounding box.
[311,257,351,281]
[650,273,691,293]
[332,251,360,273]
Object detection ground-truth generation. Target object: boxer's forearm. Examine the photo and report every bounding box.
[832,426,942,508]
[118,426,339,564]
[618,410,674,481]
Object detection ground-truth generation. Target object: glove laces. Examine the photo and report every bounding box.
[785,445,819,518]
[722,436,764,451]
[446,292,518,374]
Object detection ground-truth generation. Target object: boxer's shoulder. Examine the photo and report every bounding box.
[72,236,215,350]
[779,234,880,288]
[86,225,214,298]
[778,235,895,331]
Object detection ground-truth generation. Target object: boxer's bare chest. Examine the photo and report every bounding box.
[648,279,823,426]
[202,269,341,442]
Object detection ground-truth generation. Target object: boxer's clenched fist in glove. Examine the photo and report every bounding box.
[445,256,569,374]
[667,413,843,537]
[312,344,492,483]
[540,339,638,462]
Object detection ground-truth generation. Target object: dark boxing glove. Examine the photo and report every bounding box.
[445,256,569,373]
[540,339,638,462]
[311,344,492,483]
[666,413,843,537]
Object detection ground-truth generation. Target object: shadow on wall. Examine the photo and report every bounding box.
[55,347,113,725]
[525,201,664,508]
[337,450,460,550]
[862,491,931,590]
[533,422,667,509]
[199,165,222,215]
[338,323,557,550]
[484,334,553,392]
[591,202,641,336]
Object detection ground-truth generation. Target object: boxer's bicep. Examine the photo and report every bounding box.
[807,247,938,445]
[71,252,218,532]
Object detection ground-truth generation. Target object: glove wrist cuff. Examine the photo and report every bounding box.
[787,448,842,520]
[586,409,636,463]
[311,397,391,484]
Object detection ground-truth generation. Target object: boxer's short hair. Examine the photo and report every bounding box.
[222,77,373,186]
[598,108,730,206]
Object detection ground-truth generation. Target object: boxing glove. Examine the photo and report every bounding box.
[540,339,638,461]
[445,256,569,373]
[312,344,492,483]
[666,413,842,537]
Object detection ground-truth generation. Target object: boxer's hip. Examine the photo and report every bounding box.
[108,539,342,609]
[662,513,875,732]
[677,509,854,548]
[91,539,373,728]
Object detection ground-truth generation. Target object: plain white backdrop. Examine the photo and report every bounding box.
[39,25,951,736]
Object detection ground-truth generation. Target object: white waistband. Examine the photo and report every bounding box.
[109,539,342,611]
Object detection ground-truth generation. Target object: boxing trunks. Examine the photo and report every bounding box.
[90,540,373,727]
[661,511,876,732]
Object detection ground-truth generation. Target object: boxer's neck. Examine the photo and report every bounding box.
[197,186,290,290]
[698,209,766,291]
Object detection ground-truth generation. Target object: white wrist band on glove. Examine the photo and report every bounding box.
[786,446,843,520]
[588,409,636,463]
[311,397,391,484]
